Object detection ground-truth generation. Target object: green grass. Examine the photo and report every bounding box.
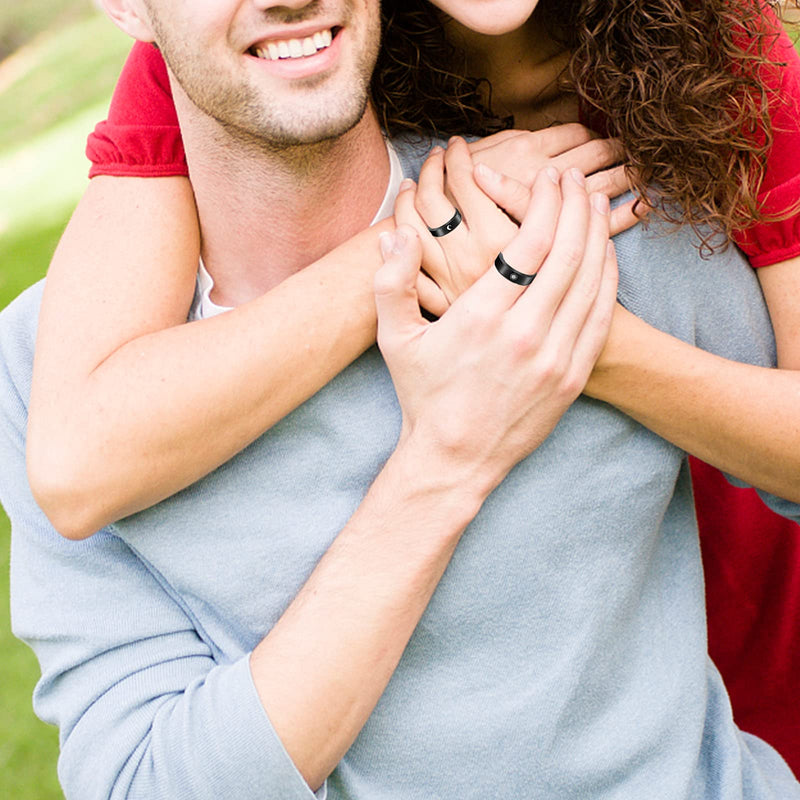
[0,216,74,305]
[0,102,114,237]
[0,13,131,153]
[0,0,91,62]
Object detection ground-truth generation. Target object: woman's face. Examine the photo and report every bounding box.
[427,0,541,36]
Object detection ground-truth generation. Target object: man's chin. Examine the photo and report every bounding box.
[222,101,370,151]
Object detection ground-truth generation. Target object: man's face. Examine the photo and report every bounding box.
[143,0,381,147]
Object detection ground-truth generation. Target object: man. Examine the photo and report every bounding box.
[1,1,799,798]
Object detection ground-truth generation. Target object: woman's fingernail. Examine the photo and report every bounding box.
[592,193,610,215]
[399,178,415,192]
[429,146,443,156]
[545,166,560,184]
[570,168,586,187]
[607,240,616,257]
[448,135,462,147]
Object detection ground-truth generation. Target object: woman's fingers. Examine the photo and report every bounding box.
[467,129,530,153]
[530,124,600,156]
[585,162,629,198]
[473,163,533,223]
[551,138,624,179]
[609,197,646,237]
[469,124,597,159]
[442,137,500,220]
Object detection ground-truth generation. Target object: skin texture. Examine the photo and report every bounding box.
[142,0,381,148]
[430,0,541,36]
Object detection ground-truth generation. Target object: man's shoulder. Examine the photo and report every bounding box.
[0,280,44,406]
[611,209,775,364]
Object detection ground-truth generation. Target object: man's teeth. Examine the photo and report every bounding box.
[255,29,333,61]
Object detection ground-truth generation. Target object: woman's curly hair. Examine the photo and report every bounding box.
[373,0,800,253]
[372,0,511,139]
[541,0,800,252]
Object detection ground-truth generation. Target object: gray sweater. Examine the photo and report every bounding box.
[1,138,799,799]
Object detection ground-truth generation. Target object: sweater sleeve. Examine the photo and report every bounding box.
[87,41,187,179]
[0,285,322,800]
[731,16,800,267]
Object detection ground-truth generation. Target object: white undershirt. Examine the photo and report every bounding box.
[191,139,403,321]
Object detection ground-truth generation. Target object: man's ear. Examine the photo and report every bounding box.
[99,0,157,42]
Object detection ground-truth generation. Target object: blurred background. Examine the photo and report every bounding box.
[0,3,799,799]
[0,2,130,797]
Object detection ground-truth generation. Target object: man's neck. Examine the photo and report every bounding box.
[172,82,390,307]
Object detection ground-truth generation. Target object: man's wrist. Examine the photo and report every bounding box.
[384,431,495,536]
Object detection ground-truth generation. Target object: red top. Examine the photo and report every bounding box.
[87,43,185,178]
[691,458,800,774]
[86,27,800,776]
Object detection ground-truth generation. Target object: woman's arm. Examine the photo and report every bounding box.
[582,256,800,502]
[27,176,391,540]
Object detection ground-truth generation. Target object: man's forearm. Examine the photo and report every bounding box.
[250,434,486,791]
[249,163,619,787]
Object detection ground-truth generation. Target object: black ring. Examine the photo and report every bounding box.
[428,209,462,237]
[494,252,536,286]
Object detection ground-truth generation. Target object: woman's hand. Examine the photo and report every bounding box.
[396,137,520,304]
[469,125,643,236]
[375,165,618,490]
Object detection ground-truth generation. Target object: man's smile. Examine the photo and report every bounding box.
[251,28,336,61]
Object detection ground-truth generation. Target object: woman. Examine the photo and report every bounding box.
[28,0,800,773]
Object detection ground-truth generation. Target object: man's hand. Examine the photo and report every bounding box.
[375,165,618,495]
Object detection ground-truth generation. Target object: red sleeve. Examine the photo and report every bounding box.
[86,41,187,179]
[732,16,800,267]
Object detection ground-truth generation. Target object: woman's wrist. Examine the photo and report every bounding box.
[583,303,634,400]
